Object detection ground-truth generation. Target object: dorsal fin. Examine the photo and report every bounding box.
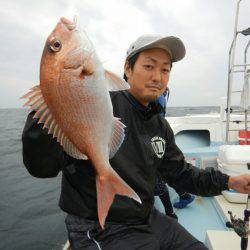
[109,117,126,159]
[105,70,130,91]
[21,85,88,160]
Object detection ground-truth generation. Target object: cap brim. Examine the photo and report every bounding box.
[129,36,186,62]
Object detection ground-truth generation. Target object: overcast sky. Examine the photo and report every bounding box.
[0,0,249,108]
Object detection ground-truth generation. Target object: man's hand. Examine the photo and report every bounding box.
[228,175,250,194]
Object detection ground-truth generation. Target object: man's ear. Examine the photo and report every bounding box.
[124,61,131,80]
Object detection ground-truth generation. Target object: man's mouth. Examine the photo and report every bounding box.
[146,84,162,90]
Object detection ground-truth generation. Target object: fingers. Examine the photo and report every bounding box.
[234,184,250,194]
[229,175,250,194]
[244,185,250,194]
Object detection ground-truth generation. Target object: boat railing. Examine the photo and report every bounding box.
[225,0,250,144]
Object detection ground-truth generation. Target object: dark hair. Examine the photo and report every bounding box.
[123,53,140,81]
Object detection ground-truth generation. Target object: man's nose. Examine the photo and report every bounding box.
[151,69,162,83]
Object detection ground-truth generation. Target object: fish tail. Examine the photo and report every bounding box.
[96,168,141,229]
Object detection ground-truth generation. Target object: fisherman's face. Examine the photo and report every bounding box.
[125,48,171,106]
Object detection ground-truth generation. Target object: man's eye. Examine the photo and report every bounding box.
[144,65,153,70]
[162,69,170,74]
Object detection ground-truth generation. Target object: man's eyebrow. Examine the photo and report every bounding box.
[144,56,171,65]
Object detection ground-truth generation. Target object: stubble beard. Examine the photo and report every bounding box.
[144,93,159,103]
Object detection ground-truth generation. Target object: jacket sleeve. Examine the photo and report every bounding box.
[158,122,230,196]
[22,111,71,178]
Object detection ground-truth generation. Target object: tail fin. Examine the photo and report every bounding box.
[96,168,141,229]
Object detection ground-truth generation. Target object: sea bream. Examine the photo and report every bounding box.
[21,17,141,229]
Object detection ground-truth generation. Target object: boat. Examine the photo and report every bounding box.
[63,1,250,249]
[158,1,250,249]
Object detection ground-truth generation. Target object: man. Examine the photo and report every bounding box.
[22,34,250,250]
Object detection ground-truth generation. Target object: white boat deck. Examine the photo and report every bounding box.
[206,230,250,250]
[205,195,248,249]
[214,195,246,222]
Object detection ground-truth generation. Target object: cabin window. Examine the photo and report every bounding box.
[175,130,210,150]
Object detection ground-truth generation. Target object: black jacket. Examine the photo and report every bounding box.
[22,90,229,224]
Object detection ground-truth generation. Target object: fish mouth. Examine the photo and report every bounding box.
[60,17,76,30]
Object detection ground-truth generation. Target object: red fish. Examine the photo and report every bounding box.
[21,17,141,229]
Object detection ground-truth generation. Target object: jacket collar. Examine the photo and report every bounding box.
[123,90,164,119]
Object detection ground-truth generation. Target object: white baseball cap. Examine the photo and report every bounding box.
[126,34,186,62]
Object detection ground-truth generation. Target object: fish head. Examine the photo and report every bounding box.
[40,17,96,84]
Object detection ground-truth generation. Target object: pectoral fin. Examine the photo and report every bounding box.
[109,117,126,159]
[105,70,130,91]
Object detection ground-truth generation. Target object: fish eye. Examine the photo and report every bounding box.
[49,38,62,52]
